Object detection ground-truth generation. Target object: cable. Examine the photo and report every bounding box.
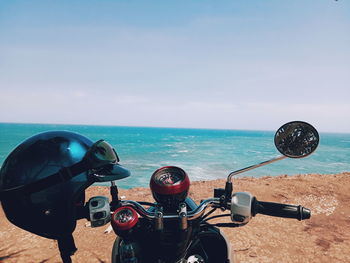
[202,214,231,223]
[200,208,217,221]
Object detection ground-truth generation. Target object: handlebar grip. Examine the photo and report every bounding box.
[254,201,311,221]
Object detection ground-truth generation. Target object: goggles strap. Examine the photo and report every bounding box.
[0,159,90,199]
[59,167,73,181]
[58,234,77,263]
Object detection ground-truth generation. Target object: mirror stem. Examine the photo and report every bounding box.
[227,155,287,183]
[110,181,120,210]
[224,181,233,203]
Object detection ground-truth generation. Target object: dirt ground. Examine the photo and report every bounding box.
[1,172,349,263]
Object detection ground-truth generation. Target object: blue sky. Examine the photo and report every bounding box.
[0,1,349,132]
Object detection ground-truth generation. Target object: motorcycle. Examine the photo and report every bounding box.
[83,121,319,263]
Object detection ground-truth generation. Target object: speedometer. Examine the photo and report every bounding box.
[150,166,190,209]
[154,171,183,185]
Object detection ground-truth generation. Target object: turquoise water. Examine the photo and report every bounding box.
[0,123,349,189]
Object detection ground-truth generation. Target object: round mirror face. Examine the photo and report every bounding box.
[274,121,319,158]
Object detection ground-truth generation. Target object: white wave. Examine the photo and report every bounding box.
[185,166,227,181]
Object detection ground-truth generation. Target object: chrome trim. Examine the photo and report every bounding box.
[188,198,219,220]
[154,206,164,231]
[227,155,286,183]
[120,198,220,221]
[179,203,188,230]
[231,192,253,224]
[185,197,198,212]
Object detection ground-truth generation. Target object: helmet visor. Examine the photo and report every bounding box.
[91,163,131,182]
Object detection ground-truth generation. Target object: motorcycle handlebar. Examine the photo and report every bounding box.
[117,196,311,222]
[253,200,311,221]
[120,198,220,220]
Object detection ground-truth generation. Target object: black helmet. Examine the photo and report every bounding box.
[0,131,130,241]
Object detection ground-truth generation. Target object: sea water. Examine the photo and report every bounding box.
[0,123,349,189]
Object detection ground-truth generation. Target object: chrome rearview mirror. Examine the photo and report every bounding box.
[274,121,319,158]
[224,121,319,201]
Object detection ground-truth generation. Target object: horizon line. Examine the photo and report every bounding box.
[0,121,347,135]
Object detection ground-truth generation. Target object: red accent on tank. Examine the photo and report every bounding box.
[111,206,138,232]
[150,166,190,195]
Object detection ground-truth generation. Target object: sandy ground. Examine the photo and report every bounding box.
[1,172,349,263]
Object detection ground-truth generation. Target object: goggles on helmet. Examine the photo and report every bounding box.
[85,140,120,168]
[0,139,128,199]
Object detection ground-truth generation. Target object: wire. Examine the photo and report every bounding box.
[136,201,157,207]
[202,214,231,223]
[200,208,217,221]
[213,223,242,228]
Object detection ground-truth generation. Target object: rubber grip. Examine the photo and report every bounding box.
[255,201,311,221]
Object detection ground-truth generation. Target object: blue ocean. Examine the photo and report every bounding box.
[0,123,349,189]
